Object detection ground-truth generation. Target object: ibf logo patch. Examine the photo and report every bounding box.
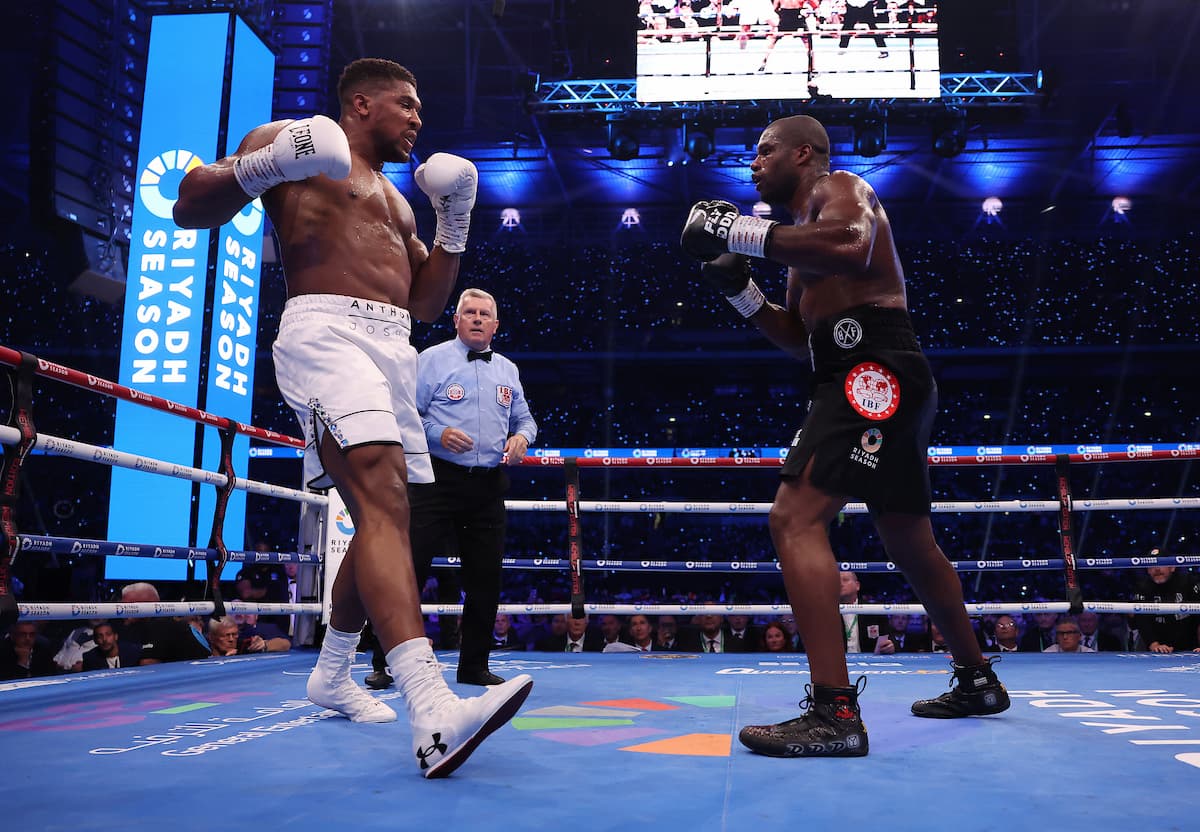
[446,383,466,401]
[496,385,513,407]
[844,362,900,421]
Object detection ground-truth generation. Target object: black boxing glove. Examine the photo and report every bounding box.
[681,199,778,262]
[701,253,766,318]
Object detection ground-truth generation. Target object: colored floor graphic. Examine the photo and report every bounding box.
[4,651,1199,831]
[524,693,735,756]
[622,733,732,757]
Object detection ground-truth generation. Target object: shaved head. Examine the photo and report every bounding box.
[767,115,830,163]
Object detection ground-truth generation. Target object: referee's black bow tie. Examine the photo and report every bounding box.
[467,350,492,362]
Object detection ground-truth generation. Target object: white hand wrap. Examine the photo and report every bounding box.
[726,216,778,259]
[726,278,766,318]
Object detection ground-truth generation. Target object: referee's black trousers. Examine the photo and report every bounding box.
[410,457,509,672]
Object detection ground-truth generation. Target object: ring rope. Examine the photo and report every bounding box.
[426,556,1200,573]
[504,498,1200,514]
[0,345,303,449]
[0,425,324,506]
[16,600,323,621]
[16,534,319,565]
[520,448,1200,467]
[20,599,1197,621]
[422,601,1198,617]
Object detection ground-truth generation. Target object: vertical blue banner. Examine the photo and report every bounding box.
[107,13,233,580]
[197,18,275,575]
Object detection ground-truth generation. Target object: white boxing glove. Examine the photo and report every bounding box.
[234,115,352,198]
[414,152,478,254]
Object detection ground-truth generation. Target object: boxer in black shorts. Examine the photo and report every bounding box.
[781,304,936,517]
[681,115,1009,759]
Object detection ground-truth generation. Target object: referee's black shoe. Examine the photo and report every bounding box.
[364,670,394,690]
[456,667,506,686]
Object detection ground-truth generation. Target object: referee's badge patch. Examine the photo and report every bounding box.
[496,385,513,406]
[447,383,466,401]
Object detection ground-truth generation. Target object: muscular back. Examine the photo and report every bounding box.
[785,171,908,327]
[264,156,420,306]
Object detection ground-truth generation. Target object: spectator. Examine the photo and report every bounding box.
[623,614,657,651]
[208,617,241,657]
[1132,564,1200,653]
[655,615,680,650]
[82,621,141,669]
[873,614,930,654]
[598,614,624,648]
[1077,610,1121,652]
[1043,617,1094,653]
[725,613,759,653]
[985,614,1021,653]
[491,613,523,651]
[778,613,803,651]
[233,613,292,653]
[536,613,603,653]
[119,582,211,664]
[758,620,793,653]
[839,571,886,653]
[690,612,729,653]
[0,620,59,680]
[1019,610,1059,652]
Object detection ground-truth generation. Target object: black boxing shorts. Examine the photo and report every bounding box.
[780,304,937,516]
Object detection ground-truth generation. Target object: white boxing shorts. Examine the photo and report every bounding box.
[272,293,433,489]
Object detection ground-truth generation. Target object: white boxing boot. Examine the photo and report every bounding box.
[306,626,397,723]
[388,638,533,778]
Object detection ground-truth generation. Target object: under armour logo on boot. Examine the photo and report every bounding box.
[416,732,449,769]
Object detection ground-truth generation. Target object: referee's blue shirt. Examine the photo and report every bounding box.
[417,337,537,469]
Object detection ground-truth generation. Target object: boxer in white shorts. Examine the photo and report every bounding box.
[273,295,433,489]
[173,58,533,779]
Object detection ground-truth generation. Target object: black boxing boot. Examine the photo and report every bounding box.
[739,678,869,757]
[911,657,1010,718]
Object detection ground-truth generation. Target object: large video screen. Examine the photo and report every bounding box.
[636,1,940,102]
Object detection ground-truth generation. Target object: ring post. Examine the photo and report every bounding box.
[204,425,238,619]
[1054,454,1084,614]
[565,457,585,619]
[0,351,38,629]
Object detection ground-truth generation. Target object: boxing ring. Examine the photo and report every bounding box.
[2,345,1199,831]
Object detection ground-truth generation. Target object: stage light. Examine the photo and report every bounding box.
[500,208,521,228]
[1109,195,1132,224]
[607,123,639,161]
[684,124,714,162]
[981,197,1003,217]
[621,208,641,228]
[932,107,967,158]
[752,201,772,218]
[853,119,886,158]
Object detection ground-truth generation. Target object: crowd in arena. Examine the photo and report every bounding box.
[1,231,1196,678]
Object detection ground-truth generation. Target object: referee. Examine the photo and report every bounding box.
[413,287,537,685]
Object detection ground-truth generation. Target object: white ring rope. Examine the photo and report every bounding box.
[423,601,1200,617]
[16,601,324,620]
[21,599,1199,621]
[506,498,1200,514]
[0,424,325,506]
